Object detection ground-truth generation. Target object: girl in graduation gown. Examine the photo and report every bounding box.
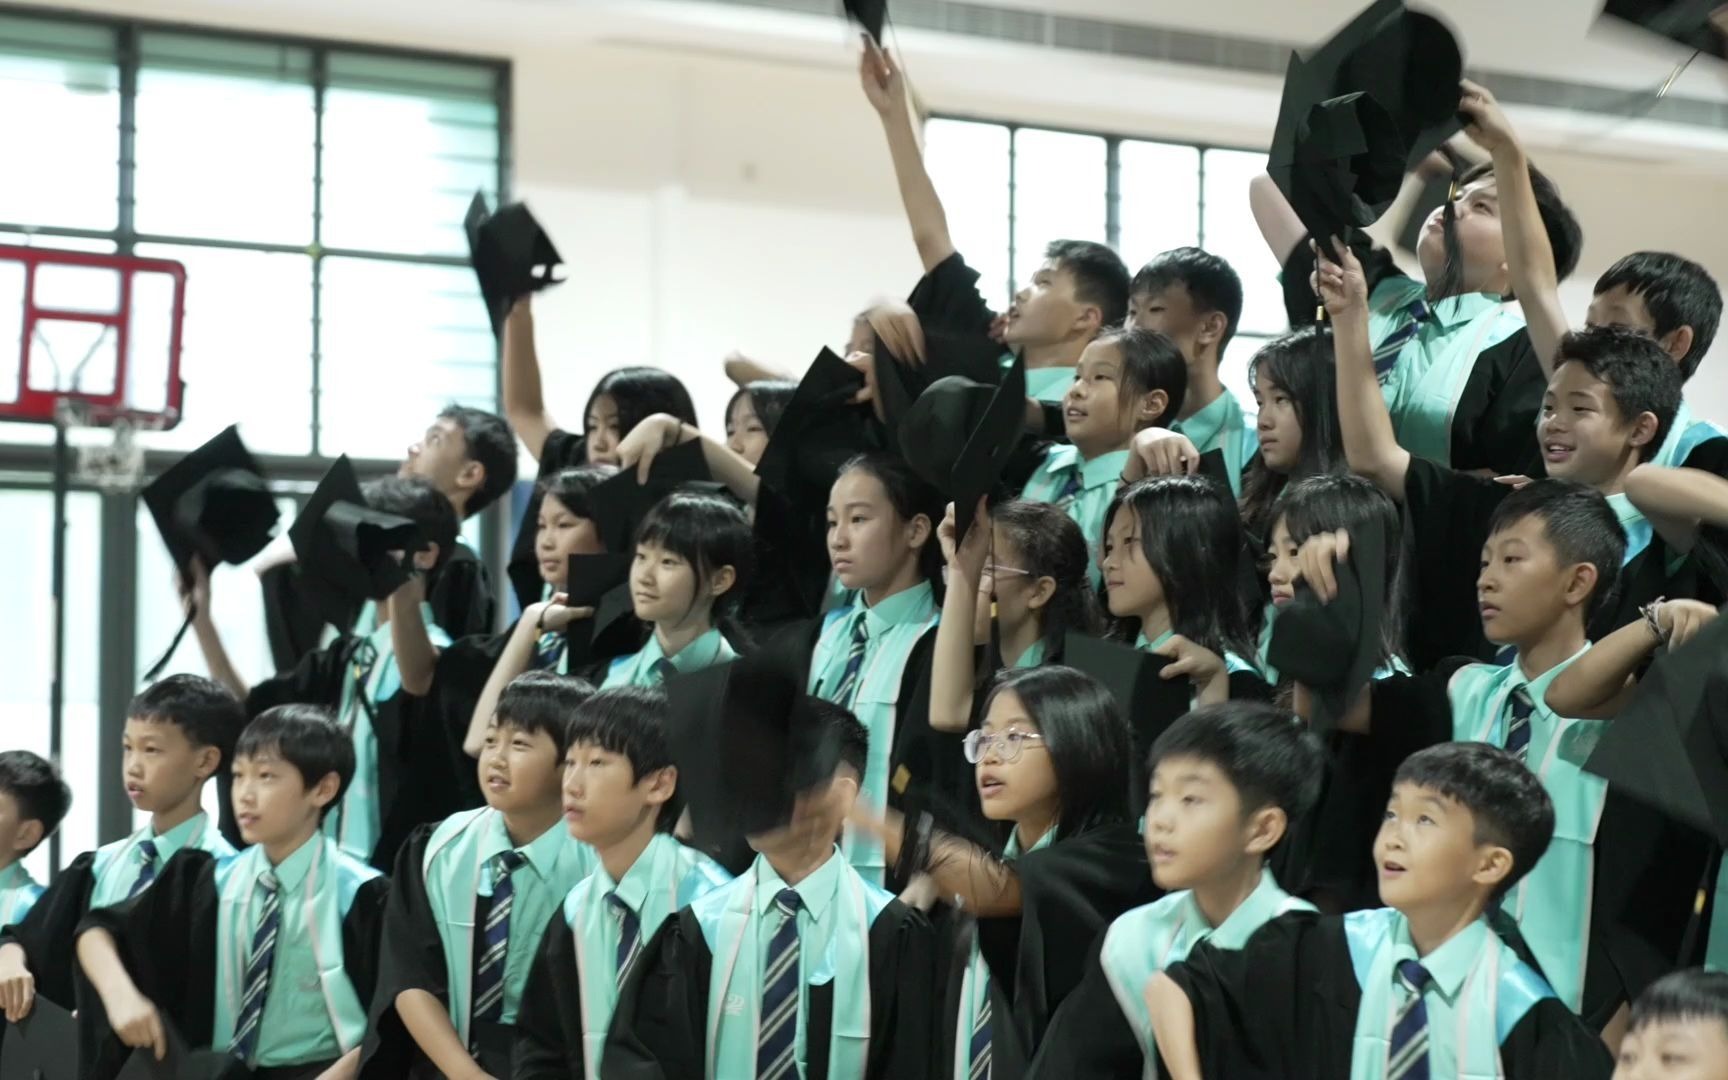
[862,665,1154,1080]
[1100,476,1272,705]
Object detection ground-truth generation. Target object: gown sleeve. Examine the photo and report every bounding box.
[1451,328,1545,478]
[245,641,347,717]
[426,543,495,642]
[1021,939,1143,1080]
[0,850,98,1011]
[259,562,339,676]
[340,875,390,1014]
[514,910,586,1080]
[865,899,937,1080]
[602,908,713,1080]
[357,829,431,1078]
[1500,997,1615,1080]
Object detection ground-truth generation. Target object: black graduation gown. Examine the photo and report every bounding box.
[72,849,389,1080]
[1020,937,1139,1080]
[601,898,936,1080]
[1166,910,1614,1080]
[0,850,103,1013]
[513,908,588,1079]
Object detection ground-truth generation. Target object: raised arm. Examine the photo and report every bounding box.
[855,808,1024,918]
[465,608,543,758]
[502,298,557,462]
[615,414,761,505]
[859,39,955,272]
[184,558,250,701]
[1249,173,1307,270]
[928,501,989,734]
[387,572,440,699]
[1545,599,1718,719]
[1625,463,1728,553]
[1318,244,1412,501]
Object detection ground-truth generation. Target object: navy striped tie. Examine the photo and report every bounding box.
[229,870,280,1064]
[472,850,526,1024]
[128,839,159,899]
[1054,467,1083,508]
[830,617,869,709]
[1387,960,1432,1080]
[533,629,566,672]
[606,891,642,985]
[652,658,677,685]
[1373,299,1431,378]
[968,992,993,1080]
[757,889,803,1080]
[1505,686,1535,762]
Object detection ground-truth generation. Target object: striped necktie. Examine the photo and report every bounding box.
[229,870,281,1065]
[1054,465,1084,508]
[473,849,526,1024]
[652,658,678,685]
[1505,686,1536,761]
[830,616,870,709]
[606,891,642,986]
[757,889,803,1080]
[1373,298,1432,378]
[533,629,567,672]
[968,991,993,1080]
[128,839,160,899]
[1387,960,1432,1080]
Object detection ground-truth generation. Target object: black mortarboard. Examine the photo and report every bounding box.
[1063,632,1192,766]
[754,347,880,513]
[587,440,717,555]
[1303,0,1465,167]
[563,553,643,666]
[288,456,425,627]
[1,999,79,1080]
[872,326,1010,441]
[1600,0,1728,61]
[113,1021,250,1080]
[897,356,1027,543]
[464,192,564,340]
[843,0,887,44]
[1585,615,1728,844]
[1265,515,1388,735]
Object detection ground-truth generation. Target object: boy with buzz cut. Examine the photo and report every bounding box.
[0,675,239,1024]
[75,704,389,1080]
[361,670,602,1079]
[1614,969,1728,1080]
[0,751,71,932]
[513,685,734,1078]
[1146,741,1614,1079]
[1024,701,1324,1080]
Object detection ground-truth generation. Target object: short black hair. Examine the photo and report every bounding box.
[1130,246,1245,353]
[566,686,680,830]
[1630,968,1728,1035]
[1595,251,1723,381]
[1089,326,1188,424]
[1046,239,1131,331]
[807,697,869,779]
[1487,479,1626,622]
[1457,160,1583,284]
[634,491,754,639]
[235,705,355,819]
[538,464,616,523]
[494,670,595,759]
[438,404,518,517]
[1553,324,1684,462]
[1394,742,1554,901]
[127,674,244,771]
[364,475,461,571]
[1150,702,1325,828]
[727,380,798,440]
[0,751,71,854]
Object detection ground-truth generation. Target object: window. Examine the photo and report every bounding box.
[925,117,1284,410]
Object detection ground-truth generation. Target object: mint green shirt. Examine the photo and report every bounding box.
[1020,445,1130,583]
[236,836,344,1067]
[0,862,43,929]
[1378,916,1493,1080]
[601,627,738,689]
[1025,365,1075,405]
[472,813,584,1024]
[748,852,848,1078]
[1173,389,1258,497]
[90,811,236,908]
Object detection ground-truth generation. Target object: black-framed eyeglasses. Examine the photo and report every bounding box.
[963,728,1047,764]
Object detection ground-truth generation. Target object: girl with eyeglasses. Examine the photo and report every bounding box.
[853,665,1154,1080]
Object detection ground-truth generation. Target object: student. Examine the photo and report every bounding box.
[198,476,466,871]
[1100,476,1269,706]
[1127,247,1256,495]
[1146,741,1613,1079]
[612,378,803,503]
[928,498,1103,734]
[724,379,797,466]
[514,686,734,1078]
[604,697,935,1080]
[0,752,70,938]
[361,671,596,1077]
[1615,969,1728,1080]
[0,676,238,1023]
[75,705,389,1080]
[1026,701,1324,1079]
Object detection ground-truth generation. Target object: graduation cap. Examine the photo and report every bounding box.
[1063,632,1192,766]
[754,347,880,512]
[897,356,1027,543]
[587,439,717,555]
[112,1021,250,1080]
[871,326,1011,441]
[563,552,643,666]
[0,998,79,1080]
[1584,615,1728,844]
[464,192,564,339]
[843,0,887,43]
[1600,0,1728,62]
[1265,515,1388,734]
[288,456,425,628]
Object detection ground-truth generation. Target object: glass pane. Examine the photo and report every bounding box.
[133,243,314,455]
[1222,333,1274,422]
[924,119,1012,311]
[1012,128,1108,288]
[319,256,495,458]
[0,489,103,876]
[0,19,119,231]
[0,235,117,444]
[1117,140,1201,267]
[1201,149,1286,337]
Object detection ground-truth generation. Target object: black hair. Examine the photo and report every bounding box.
[834,452,945,592]
[1130,246,1245,354]
[1393,741,1555,901]
[1045,239,1131,331]
[634,491,754,648]
[436,404,518,517]
[807,696,870,778]
[1629,968,1728,1035]
[235,705,355,820]
[1149,701,1324,829]
[1553,325,1685,462]
[1270,474,1407,671]
[1595,251,1723,381]
[1240,325,1347,545]
[537,464,617,527]
[1089,326,1188,425]
[127,674,244,772]
[990,500,1104,661]
[1104,475,1261,662]
[726,380,798,440]
[1443,161,1582,300]
[494,670,596,759]
[982,666,1133,837]
[0,750,71,854]
[587,367,699,440]
[364,475,460,571]
[565,686,681,830]
[1486,479,1627,623]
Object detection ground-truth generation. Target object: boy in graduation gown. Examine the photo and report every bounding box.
[1614,969,1728,1080]
[362,671,600,1078]
[0,752,69,938]
[1147,741,1613,1080]
[513,685,733,1078]
[1026,701,1324,1080]
[604,683,937,1080]
[74,705,389,1080]
[0,677,239,1025]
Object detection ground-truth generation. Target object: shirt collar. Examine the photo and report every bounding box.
[1010,639,1046,669]
[1391,912,1491,1002]
[607,833,672,914]
[1209,866,1284,936]
[754,846,844,924]
[480,808,569,885]
[0,862,33,891]
[1042,445,1131,490]
[1137,629,1174,652]
[1511,641,1591,698]
[859,581,937,635]
[144,811,210,859]
[1175,390,1243,450]
[1428,292,1505,330]
[267,831,324,893]
[659,627,728,674]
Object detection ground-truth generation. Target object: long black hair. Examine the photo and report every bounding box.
[587,367,699,440]
[990,500,1103,661]
[1104,475,1260,662]
[726,379,798,439]
[633,491,754,650]
[834,452,945,598]
[1239,326,1346,546]
[981,665,1133,838]
[537,464,616,529]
